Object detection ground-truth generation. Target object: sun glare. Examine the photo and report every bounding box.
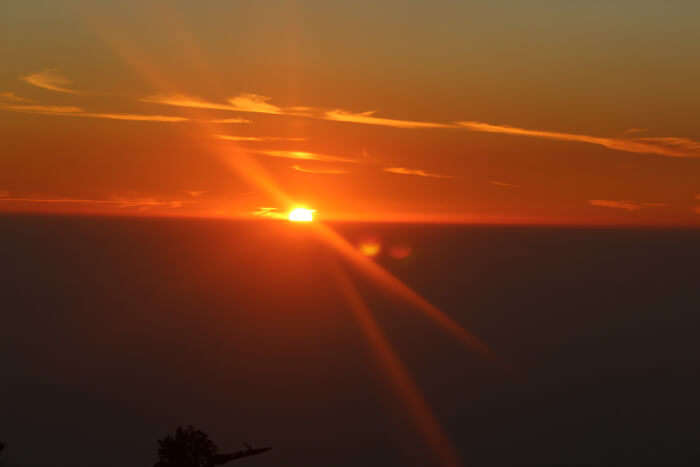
[288,207,315,222]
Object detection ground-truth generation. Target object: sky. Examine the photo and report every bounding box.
[1,0,700,225]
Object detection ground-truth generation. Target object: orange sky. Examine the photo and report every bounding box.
[1,1,700,225]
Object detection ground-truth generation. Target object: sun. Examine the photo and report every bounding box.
[288,207,315,222]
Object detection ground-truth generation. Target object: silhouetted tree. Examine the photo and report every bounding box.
[154,426,270,467]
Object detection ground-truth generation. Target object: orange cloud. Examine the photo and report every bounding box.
[0,91,32,103]
[87,113,188,122]
[141,94,235,111]
[384,167,453,178]
[184,190,206,197]
[325,109,453,129]
[490,180,519,188]
[22,70,77,94]
[215,134,305,142]
[210,117,251,124]
[227,93,281,114]
[589,200,640,211]
[252,207,287,219]
[291,165,348,175]
[256,150,358,163]
[457,121,700,158]
[144,93,454,129]
[0,195,184,209]
[1,102,188,122]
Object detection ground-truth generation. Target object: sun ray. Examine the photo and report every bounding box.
[333,265,462,467]
[312,222,500,363]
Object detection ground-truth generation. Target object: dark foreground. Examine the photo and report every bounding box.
[1,215,699,466]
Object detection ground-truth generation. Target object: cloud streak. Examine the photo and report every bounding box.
[144,93,453,129]
[324,110,454,129]
[384,167,453,178]
[490,180,519,188]
[210,117,251,124]
[589,200,641,211]
[0,195,184,209]
[1,102,188,122]
[457,121,700,158]
[22,70,78,94]
[256,149,358,163]
[215,134,305,142]
[291,165,348,175]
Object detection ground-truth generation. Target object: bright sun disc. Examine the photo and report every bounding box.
[288,207,315,222]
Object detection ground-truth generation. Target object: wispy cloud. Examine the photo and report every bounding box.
[144,93,453,129]
[624,128,648,134]
[1,102,188,122]
[144,93,294,117]
[384,167,453,178]
[490,180,519,188]
[252,207,287,219]
[22,70,78,94]
[589,200,641,211]
[227,93,281,114]
[215,134,305,142]
[325,110,453,129]
[256,149,358,163]
[142,94,235,111]
[0,195,184,210]
[184,190,206,198]
[0,91,32,103]
[210,117,251,124]
[641,202,666,207]
[89,113,188,122]
[291,165,348,175]
[457,121,700,158]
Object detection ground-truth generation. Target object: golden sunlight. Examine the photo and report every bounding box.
[288,207,315,222]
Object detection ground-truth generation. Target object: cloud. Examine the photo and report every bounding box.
[641,202,666,207]
[215,134,305,142]
[490,180,519,188]
[589,200,640,211]
[184,190,206,197]
[210,117,251,124]
[88,113,188,122]
[256,149,358,163]
[1,102,188,122]
[0,196,184,210]
[325,109,453,129]
[143,93,290,116]
[0,91,32,103]
[144,93,453,128]
[22,70,77,94]
[252,207,287,219]
[457,121,700,158]
[227,93,281,114]
[142,94,236,111]
[2,104,83,114]
[383,167,453,178]
[291,165,348,175]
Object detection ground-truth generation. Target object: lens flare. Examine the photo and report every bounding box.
[359,239,381,257]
